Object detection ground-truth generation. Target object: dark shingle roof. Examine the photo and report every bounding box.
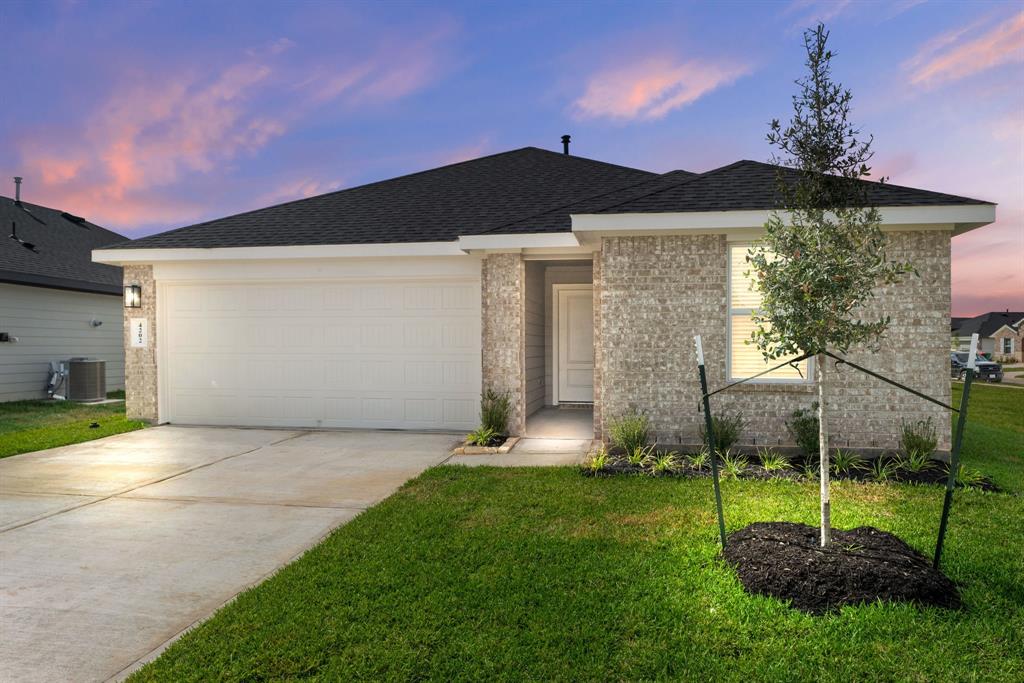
[486,169,697,234]
[105,152,993,251]
[595,160,993,214]
[953,312,1024,338]
[106,147,656,250]
[0,197,127,294]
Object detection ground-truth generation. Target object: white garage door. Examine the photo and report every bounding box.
[162,276,481,430]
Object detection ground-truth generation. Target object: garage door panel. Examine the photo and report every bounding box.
[164,277,481,430]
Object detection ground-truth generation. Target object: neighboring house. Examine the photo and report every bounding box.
[1,189,128,401]
[93,145,996,451]
[951,311,1024,361]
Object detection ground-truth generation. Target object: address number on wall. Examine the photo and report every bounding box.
[130,318,148,349]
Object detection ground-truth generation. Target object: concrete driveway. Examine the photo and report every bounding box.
[0,427,455,682]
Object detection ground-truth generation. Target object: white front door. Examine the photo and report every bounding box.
[556,286,594,403]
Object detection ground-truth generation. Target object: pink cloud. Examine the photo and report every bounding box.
[256,177,345,206]
[906,12,1024,87]
[572,57,748,121]
[437,137,493,166]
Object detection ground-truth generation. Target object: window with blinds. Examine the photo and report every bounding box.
[728,243,812,382]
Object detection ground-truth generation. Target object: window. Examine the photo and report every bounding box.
[728,243,812,382]
[1002,337,1014,354]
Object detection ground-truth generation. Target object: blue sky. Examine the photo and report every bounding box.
[0,0,1020,314]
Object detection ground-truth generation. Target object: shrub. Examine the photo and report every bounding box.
[757,447,791,472]
[899,448,935,474]
[649,451,679,474]
[699,412,745,454]
[466,426,502,447]
[831,449,867,475]
[868,456,899,482]
[626,443,657,466]
[948,463,986,488]
[584,445,610,473]
[720,449,748,478]
[480,389,511,435]
[608,411,649,454]
[786,404,819,458]
[900,417,938,459]
[688,447,710,471]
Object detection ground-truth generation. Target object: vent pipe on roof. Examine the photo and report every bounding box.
[13,177,22,204]
[561,134,571,155]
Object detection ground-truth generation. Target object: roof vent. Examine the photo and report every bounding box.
[9,221,38,252]
[61,211,87,225]
[561,134,571,155]
[13,176,22,204]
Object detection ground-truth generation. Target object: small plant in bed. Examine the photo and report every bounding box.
[757,447,791,472]
[830,448,867,475]
[626,443,657,467]
[720,449,748,479]
[480,389,511,434]
[868,455,899,483]
[648,450,679,475]
[687,447,711,471]
[607,410,649,454]
[466,426,503,447]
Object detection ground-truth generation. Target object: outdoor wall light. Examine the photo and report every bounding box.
[124,284,142,308]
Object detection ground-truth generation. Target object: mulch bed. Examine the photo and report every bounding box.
[584,460,999,491]
[721,522,962,614]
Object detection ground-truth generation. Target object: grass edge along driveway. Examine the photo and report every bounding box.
[133,383,1023,682]
[0,393,145,459]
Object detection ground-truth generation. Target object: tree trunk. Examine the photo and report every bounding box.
[817,352,831,547]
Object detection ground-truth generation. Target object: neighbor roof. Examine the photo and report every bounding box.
[0,197,127,294]
[952,311,1024,339]
[105,149,993,251]
[104,147,656,250]
[595,160,993,214]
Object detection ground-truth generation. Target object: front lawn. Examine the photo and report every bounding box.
[0,393,146,458]
[135,382,1023,682]
[952,382,1024,492]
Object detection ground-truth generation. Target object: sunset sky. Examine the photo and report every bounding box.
[1,0,1020,315]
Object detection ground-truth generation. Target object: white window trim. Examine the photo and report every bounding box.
[727,242,813,384]
[1002,337,1014,355]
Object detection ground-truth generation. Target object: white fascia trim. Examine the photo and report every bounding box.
[457,232,582,253]
[93,241,465,265]
[571,204,995,236]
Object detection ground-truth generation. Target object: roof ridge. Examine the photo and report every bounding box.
[111,147,656,246]
[593,160,749,214]
[476,169,691,236]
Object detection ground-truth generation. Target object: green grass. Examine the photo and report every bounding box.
[952,382,1024,492]
[134,382,1024,682]
[0,393,145,458]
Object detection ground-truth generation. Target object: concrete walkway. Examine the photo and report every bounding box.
[0,427,457,682]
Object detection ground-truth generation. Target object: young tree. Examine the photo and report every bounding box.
[748,24,914,547]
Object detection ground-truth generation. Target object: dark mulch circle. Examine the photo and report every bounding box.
[721,522,962,615]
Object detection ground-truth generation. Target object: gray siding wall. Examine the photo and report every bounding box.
[0,283,125,401]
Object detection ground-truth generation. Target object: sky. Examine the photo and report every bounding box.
[0,0,1020,316]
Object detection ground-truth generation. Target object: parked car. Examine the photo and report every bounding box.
[950,352,1003,382]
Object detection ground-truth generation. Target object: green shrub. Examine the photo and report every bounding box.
[687,447,710,471]
[720,449,749,478]
[900,417,938,459]
[480,389,511,435]
[899,448,935,474]
[948,463,986,488]
[868,456,899,482]
[608,411,649,453]
[699,412,744,454]
[831,449,867,475]
[649,451,679,473]
[466,426,502,447]
[757,447,791,472]
[584,445,609,473]
[626,443,657,466]
[786,404,819,458]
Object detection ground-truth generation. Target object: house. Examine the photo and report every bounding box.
[92,145,996,452]
[1,184,128,401]
[952,311,1024,362]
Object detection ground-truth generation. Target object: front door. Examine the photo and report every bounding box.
[556,286,594,403]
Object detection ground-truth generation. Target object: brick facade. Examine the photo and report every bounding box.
[992,326,1023,363]
[596,231,952,452]
[122,264,159,423]
[481,253,527,435]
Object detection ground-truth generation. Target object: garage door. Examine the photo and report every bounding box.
[162,277,481,430]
